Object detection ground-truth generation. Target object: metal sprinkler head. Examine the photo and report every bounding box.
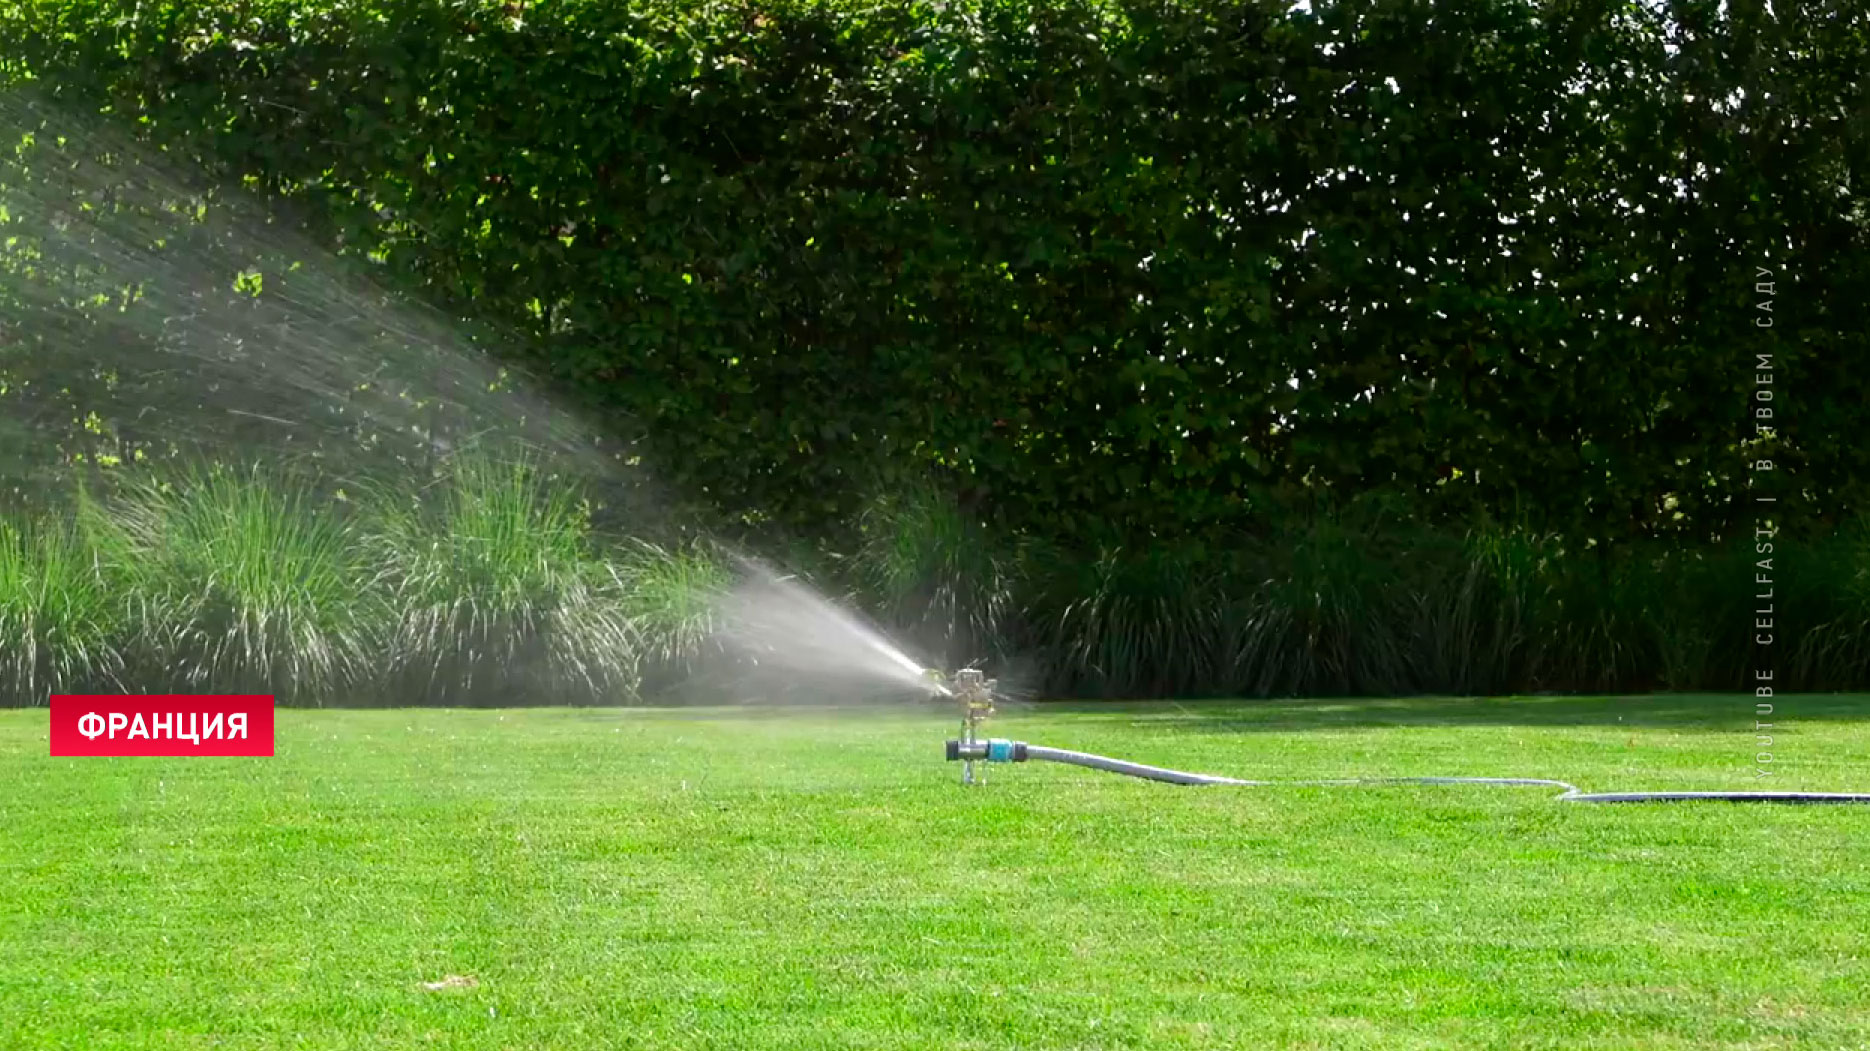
[938,667,999,786]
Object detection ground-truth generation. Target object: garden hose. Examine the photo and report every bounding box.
[946,739,1870,803]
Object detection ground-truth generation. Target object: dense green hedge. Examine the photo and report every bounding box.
[5,0,1868,548]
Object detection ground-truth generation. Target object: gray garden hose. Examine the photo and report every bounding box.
[975,742,1870,803]
[1021,746,1265,786]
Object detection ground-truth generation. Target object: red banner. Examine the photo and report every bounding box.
[49,695,275,757]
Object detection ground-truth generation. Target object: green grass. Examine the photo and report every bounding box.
[5,695,1869,1050]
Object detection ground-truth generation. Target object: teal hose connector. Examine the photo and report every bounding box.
[944,738,1028,763]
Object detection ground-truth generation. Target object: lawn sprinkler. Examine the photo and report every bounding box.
[930,668,1004,786]
[936,665,1244,787]
[928,667,1870,804]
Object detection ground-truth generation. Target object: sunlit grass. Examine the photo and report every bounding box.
[3,696,1868,1049]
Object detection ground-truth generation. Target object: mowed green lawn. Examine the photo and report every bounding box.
[4,695,1870,1051]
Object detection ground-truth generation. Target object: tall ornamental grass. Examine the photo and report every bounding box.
[6,469,1870,704]
[366,455,644,705]
[85,466,384,702]
[0,516,124,701]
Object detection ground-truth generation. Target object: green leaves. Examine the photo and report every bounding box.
[8,0,1866,550]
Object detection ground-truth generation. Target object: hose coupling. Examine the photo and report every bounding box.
[944,738,1027,763]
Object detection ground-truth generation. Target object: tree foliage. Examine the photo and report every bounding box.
[4,0,1866,546]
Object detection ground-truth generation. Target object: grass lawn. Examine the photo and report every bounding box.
[4,694,1870,1050]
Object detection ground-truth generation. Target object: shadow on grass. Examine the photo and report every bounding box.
[1027,693,1870,733]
